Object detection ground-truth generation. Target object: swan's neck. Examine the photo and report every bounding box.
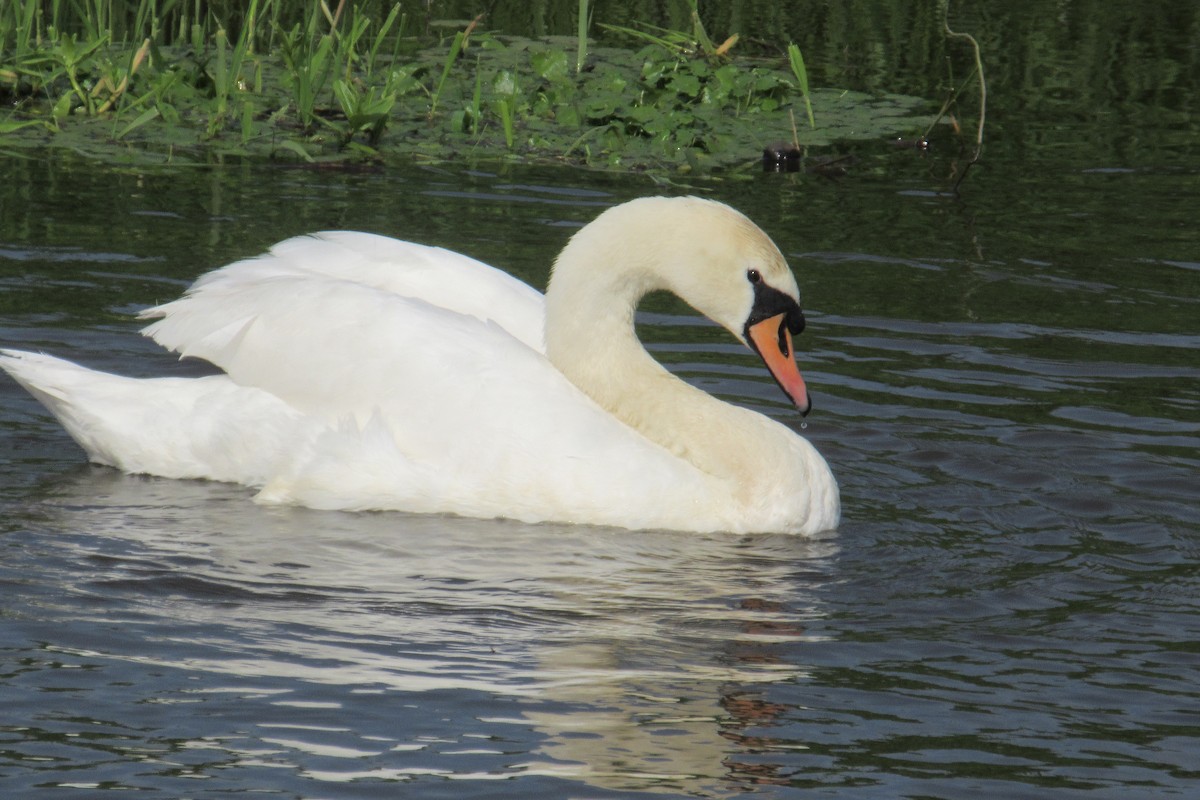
[544,249,782,490]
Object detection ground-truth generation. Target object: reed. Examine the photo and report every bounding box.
[787,43,815,129]
[599,0,735,58]
[429,14,483,119]
[491,69,517,149]
[575,0,588,74]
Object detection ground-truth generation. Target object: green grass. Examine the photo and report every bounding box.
[0,1,937,170]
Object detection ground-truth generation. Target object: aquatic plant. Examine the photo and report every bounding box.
[0,1,935,170]
[787,43,815,129]
[575,0,589,74]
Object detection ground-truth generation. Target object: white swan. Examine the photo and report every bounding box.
[1,196,839,534]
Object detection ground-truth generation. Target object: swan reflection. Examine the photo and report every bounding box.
[29,468,836,794]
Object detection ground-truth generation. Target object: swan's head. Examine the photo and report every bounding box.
[550,196,813,414]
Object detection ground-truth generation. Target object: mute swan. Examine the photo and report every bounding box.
[1,196,839,534]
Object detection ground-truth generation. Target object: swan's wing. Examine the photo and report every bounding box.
[141,262,633,456]
[141,230,554,426]
[139,252,730,528]
[141,258,538,424]
[144,231,545,353]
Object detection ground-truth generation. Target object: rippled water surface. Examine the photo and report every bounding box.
[2,30,1199,800]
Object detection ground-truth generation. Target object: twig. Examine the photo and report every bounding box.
[943,22,986,190]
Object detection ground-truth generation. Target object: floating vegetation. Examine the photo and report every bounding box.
[0,2,936,171]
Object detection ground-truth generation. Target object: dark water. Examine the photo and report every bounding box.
[2,8,1199,798]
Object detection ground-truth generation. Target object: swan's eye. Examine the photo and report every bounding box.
[747,269,762,284]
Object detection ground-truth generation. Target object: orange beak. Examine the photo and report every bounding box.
[747,312,811,415]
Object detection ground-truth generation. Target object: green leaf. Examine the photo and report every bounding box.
[531,49,569,82]
[0,119,46,134]
[669,72,701,97]
[787,43,816,129]
[333,79,357,117]
[115,107,159,139]
[493,70,517,97]
[276,139,314,162]
[52,93,73,122]
[556,105,581,127]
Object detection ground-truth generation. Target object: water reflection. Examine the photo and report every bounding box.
[18,467,837,795]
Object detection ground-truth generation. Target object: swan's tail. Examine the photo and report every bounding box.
[1,349,302,486]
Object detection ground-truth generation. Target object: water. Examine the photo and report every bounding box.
[3,16,1199,800]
